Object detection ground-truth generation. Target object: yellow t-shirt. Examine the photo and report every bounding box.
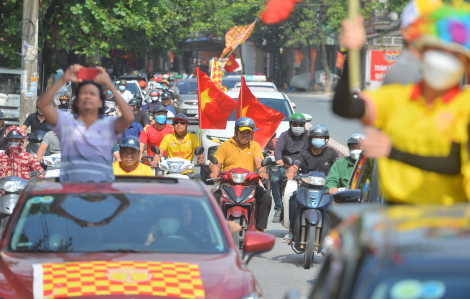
[113,162,154,176]
[362,83,470,204]
[159,133,200,160]
[215,137,263,172]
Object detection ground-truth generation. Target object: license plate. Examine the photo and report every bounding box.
[187,110,198,114]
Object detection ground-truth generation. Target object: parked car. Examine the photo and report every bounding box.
[234,81,278,91]
[176,78,199,124]
[287,204,470,299]
[200,90,312,183]
[0,176,275,299]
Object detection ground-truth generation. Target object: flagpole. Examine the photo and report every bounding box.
[224,20,257,59]
[348,0,360,90]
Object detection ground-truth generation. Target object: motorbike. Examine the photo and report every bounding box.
[42,154,61,178]
[266,156,332,269]
[0,176,28,235]
[104,107,116,116]
[25,130,49,157]
[208,155,259,249]
[153,147,204,179]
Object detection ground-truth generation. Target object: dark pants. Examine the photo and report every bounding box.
[214,184,272,230]
[289,190,299,230]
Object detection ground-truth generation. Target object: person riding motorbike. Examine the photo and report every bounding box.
[113,136,154,176]
[325,133,365,194]
[20,105,50,133]
[139,105,174,160]
[117,80,133,103]
[153,113,203,167]
[161,91,176,115]
[0,126,45,179]
[58,93,70,110]
[129,98,150,128]
[271,113,310,223]
[283,124,338,243]
[209,117,272,232]
[104,86,116,110]
[137,74,147,90]
[168,75,180,100]
[36,131,61,163]
[155,83,164,94]
[111,107,144,162]
[145,90,162,114]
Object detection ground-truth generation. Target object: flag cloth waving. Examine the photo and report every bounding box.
[336,52,345,69]
[197,68,237,129]
[224,54,240,73]
[210,59,227,92]
[221,22,256,58]
[236,77,284,149]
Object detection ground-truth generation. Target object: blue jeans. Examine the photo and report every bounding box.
[289,189,300,230]
[271,167,286,209]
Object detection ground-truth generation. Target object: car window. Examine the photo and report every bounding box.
[178,81,198,94]
[124,82,140,96]
[9,194,227,254]
[227,98,292,121]
[0,73,21,94]
[222,79,240,89]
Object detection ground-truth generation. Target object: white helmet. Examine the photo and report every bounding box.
[167,111,175,119]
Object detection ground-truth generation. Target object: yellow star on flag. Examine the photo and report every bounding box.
[227,61,232,66]
[242,105,249,117]
[200,89,214,111]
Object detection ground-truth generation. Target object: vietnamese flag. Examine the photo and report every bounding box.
[224,54,240,73]
[336,52,345,69]
[197,68,237,129]
[260,0,296,25]
[236,77,284,149]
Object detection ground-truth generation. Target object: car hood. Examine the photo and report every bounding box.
[203,121,290,139]
[0,250,254,299]
[179,94,198,100]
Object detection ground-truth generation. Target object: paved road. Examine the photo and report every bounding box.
[189,93,363,299]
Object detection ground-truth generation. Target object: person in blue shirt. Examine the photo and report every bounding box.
[161,91,176,115]
[112,108,143,161]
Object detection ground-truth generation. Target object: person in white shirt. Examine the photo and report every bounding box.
[117,80,133,103]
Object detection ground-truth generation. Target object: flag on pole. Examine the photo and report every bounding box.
[210,59,227,92]
[169,51,175,63]
[310,49,317,82]
[260,0,295,24]
[236,77,285,149]
[336,52,345,69]
[295,50,304,66]
[221,22,256,58]
[224,54,240,73]
[197,68,237,129]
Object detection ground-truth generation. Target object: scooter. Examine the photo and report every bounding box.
[208,155,259,249]
[42,154,61,178]
[0,176,28,236]
[25,130,49,157]
[141,146,204,178]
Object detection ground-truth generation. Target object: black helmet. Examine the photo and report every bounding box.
[161,91,172,99]
[59,93,69,101]
[153,105,168,114]
[347,133,365,146]
[128,98,140,108]
[308,124,329,139]
[0,110,4,120]
[6,130,23,140]
[119,136,140,151]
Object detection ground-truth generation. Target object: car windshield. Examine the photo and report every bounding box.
[361,272,470,299]
[222,79,241,89]
[227,98,292,121]
[178,81,198,94]
[125,82,141,95]
[0,73,21,94]
[9,193,227,254]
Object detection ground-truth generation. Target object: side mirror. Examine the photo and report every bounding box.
[108,108,115,113]
[303,114,312,122]
[261,157,271,167]
[188,130,196,134]
[293,160,302,168]
[291,102,296,108]
[208,155,218,165]
[30,171,41,178]
[193,146,204,156]
[332,189,361,204]
[283,156,294,167]
[243,232,275,264]
[151,145,160,155]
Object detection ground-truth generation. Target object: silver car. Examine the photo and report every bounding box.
[176,79,199,124]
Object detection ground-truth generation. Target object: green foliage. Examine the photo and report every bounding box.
[0,0,23,67]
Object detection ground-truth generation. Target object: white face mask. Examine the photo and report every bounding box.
[158,218,181,236]
[292,127,304,137]
[8,142,20,148]
[350,149,362,160]
[422,50,465,90]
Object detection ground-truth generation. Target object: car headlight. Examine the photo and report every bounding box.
[239,293,258,299]
[2,181,19,193]
[206,135,230,144]
[232,173,247,184]
[301,176,326,186]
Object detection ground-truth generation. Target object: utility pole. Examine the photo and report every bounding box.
[19,0,39,128]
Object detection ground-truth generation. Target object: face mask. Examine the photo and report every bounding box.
[158,218,180,236]
[112,81,116,85]
[166,119,173,125]
[61,101,67,105]
[151,96,159,102]
[130,108,135,114]
[422,50,465,90]
[37,109,43,115]
[170,82,174,86]
[349,149,362,160]
[311,138,325,149]
[108,90,113,95]
[155,115,167,124]
[8,142,20,148]
[162,86,168,91]
[119,85,126,91]
[292,127,304,137]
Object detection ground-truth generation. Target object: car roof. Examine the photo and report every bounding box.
[178,79,197,82]
[338,205,470,259]
[26,177,206,197]
[225,90,286,99]
[235,82,275,86]
[228,87,277,92]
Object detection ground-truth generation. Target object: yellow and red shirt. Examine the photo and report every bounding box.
[159,133,200,160]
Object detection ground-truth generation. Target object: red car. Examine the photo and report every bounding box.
[0,176,275,299]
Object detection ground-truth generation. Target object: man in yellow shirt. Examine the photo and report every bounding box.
[334,3,470,204]
[209,117,271,232]
[113,136,154,176]
[153,114,203,165]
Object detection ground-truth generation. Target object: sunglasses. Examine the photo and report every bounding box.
[173,121,186,125]
[292,123,305,127]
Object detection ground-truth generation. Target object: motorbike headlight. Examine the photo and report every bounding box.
[181,164,194,172]
[159,164,168,171]
[168,162,184,173]
[206,135,230,144]
[2,181,19,193]
[232,173,247,184]
[302,176,325,186]
[239,293,258,299]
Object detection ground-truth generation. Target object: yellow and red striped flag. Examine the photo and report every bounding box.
[210,59,227,92]
[221,22,256,58]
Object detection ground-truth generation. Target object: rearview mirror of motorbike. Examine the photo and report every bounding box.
[332,189,361,204]
[243,232,275,264]
[30,171,41,178]
[294,160,302,168]
[208,155,219,166]
[283,156,294,167]
[188,130,196,134]
[151,145,160,155]
[261,157,271,167]
[194,146,204,156]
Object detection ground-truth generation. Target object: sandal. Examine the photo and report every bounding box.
[282,233,293,244]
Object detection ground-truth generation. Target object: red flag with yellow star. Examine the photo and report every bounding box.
[224,54,240,73]
[236,76,285,149]
[197,68,237,129]
[336,51,345,69]
[221,22,256,58]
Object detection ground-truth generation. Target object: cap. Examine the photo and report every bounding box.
[238,126,253,132]
[173,113,188,123]
[153,105,168,114]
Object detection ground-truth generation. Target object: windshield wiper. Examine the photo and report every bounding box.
[94,249,156,253]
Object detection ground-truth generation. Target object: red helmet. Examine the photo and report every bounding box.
[149,90,160,97]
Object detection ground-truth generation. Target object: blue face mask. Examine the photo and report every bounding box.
[166,119,173,125]
[119,85,126,91]
[112,81,116,85]
[169,82,174,86]
[311,138,325,149]
[162,86,168,91]
[107,90,112,95]
[155,115,167,125]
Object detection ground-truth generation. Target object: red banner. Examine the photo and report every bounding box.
[369,50,401,81]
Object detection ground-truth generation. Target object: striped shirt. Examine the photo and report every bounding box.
[50,110,122,182]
